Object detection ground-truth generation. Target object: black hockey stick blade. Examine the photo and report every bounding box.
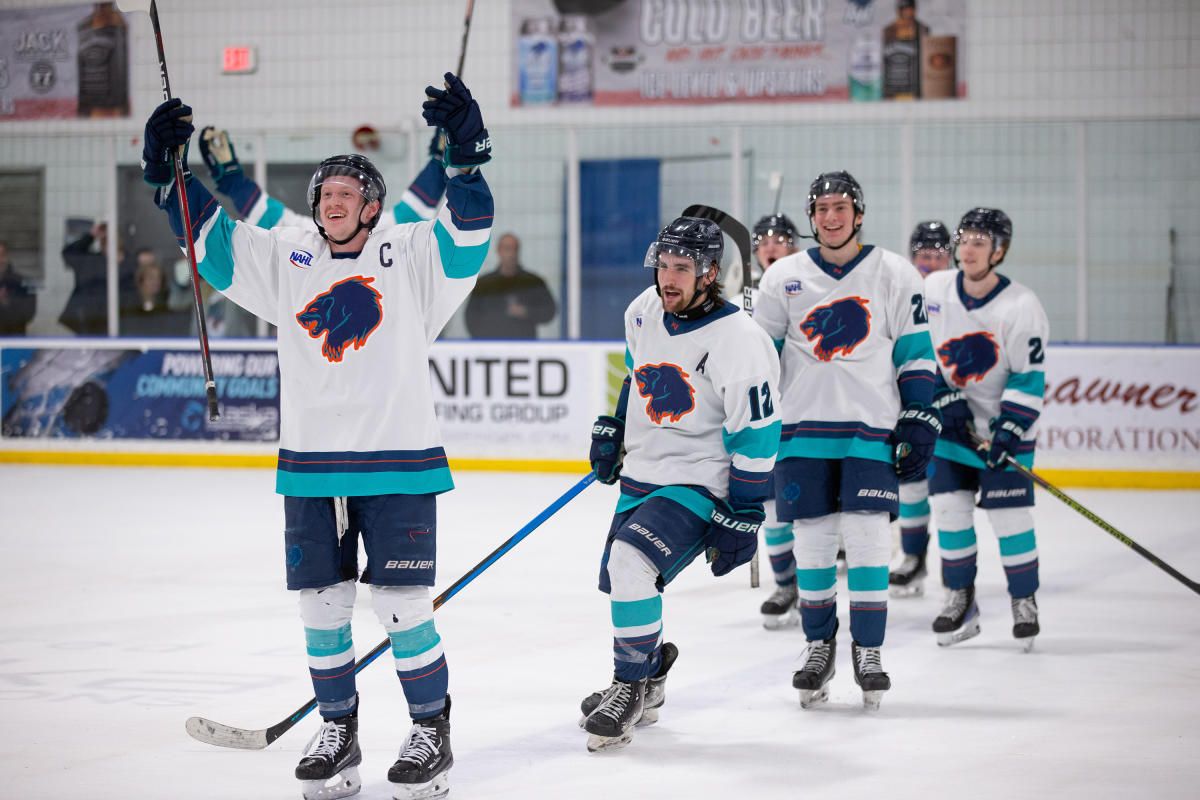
[682,204,753,312]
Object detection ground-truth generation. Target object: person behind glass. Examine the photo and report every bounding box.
[0,240,37,336]
[120,249,189,337]
[59,221,134,335]
[464,232,556,338]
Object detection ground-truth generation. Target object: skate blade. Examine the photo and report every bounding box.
[888,581,925,599]
[798,685,831,709]
[936,617,982,647]
[1018,635,1037,653]
[862,690,885,711]
[762,608,800,630]
[587,731,634,752]
[302,766,362,800]
[390,770,450,800]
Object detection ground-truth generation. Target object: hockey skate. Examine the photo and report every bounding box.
[579,642,678,727]
[792,631,836,709]
[760,583,800,629]
[1011,594,1039,652]
[583,678,646,752]
[295,712,362,800]
[932,586,982,647]
[388,698,452,800]
[888,553,927,598]
[851,641,891,710]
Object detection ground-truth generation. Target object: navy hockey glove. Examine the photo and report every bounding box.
[142,98,194,187]
[985,415,1026,470]
[199,126,242,182]
[422,72,491,168]
[932,385,974,444]
[706,502,764,577]
[891,404,943,482]
[589,415,624,485]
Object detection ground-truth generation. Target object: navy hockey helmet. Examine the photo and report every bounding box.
[308,154,387,243]
[806,170,865,219]
[644,216,724,277]
[909,220,951,255]
[954,207,1012,267]
[753,213,799,251]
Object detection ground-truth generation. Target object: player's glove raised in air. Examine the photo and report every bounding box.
[985,414,1026,470]
[706,501,764,577]
[199,126,243,182]
[891,403,943,482]
[932,385,973,444]
[142,98,194,186]
[589,415,625,485]
[422,72,491,169]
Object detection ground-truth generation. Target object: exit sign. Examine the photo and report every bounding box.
[222,46,256,74]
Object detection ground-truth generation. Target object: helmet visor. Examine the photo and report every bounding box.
[643,242,716,277]
[307,165,383,209]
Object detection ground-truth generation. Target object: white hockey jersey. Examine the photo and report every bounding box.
[616,287,781,519]
[925,270,1049,468]
[755,245,937,464]
[161,170,492,497]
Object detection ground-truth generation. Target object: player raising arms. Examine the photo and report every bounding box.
[140,73,491,800]
[755,171,940,710]
[924,208,1049,651]
[581,216,780,751]
[890,220,953,598]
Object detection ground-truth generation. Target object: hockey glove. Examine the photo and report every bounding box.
[932,385,974,444]
[985,415,1026,470]
[589,415,625,485]
[142,98,194,187]
[706,502,764,577]
[422,72,491,169]
[891,403,943,482]
[199,126,242,182]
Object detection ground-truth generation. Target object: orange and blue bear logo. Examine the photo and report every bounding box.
[937,331,999,386]
[799,296,872,361]
[634,362,696,424]
[296,275,383,363]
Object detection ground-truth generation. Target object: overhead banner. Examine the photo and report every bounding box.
[0,3,131,120]
[510,0,966,107]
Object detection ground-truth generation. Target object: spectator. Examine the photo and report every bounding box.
[120,249,189,337]
[59,221,135,335]
[465,232,557,338]
[0,240,37,336]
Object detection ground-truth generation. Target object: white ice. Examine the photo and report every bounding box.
[2,466,1198,800]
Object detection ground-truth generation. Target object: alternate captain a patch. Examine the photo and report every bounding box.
[937,331,999,386]
[799,295,871,361]
[634,362,696,424]
[296,275,384,363]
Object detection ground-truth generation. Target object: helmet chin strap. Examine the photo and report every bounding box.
[313,199,374,246]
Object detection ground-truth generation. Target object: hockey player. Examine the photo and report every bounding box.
[582,216,780,751]
[754,171,940,710]
[924,208,1048,651]
[140,72,492,800]
[890,220,952,598]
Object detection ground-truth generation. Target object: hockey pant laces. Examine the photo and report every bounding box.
[397,722,440,765]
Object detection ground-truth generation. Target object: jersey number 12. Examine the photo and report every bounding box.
[748,382,774,421]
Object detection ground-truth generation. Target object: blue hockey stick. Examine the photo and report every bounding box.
[185,472,598,749]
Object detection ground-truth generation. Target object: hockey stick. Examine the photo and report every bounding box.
[969,433,1199,595]
[768,172,784,215]
[455,0,476,78]
[185,472,598,750]
[681,204,761,588]
[120,0,219,420]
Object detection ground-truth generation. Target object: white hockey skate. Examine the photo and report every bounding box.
[1012,594,1039,652]
[888,553,927,598]
[933,586,981,647]
[761,583,800,629]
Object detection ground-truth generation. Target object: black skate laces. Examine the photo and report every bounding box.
[594,681,634,722]
[306,719,349,759]
[397,723,440,765]
[800,641,832,674]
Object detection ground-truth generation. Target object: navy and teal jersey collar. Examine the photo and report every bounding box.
[661,298,738,336]
[331,250,361,260]
[808,244,874,280]
[956,270,1011,310]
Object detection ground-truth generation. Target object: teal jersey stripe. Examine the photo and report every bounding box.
[847,565,889,593]
[938,527,977,551]
[723,421,782,459]
[935,439,1035,470]
[256,197,285,230]
[198,213,236,291]
[434,220,488,279]
[392,202,422,225]
[615,486,714,521]
[624,346,634,371]
[773,337,785,354]
[611,596,663,628]
[998,529,1037,557]
[277,467,454,497]
[305,624,353,658]
[779,436,892,464]
[892,331,935,368]
[1006,371,1046,396]
[388,620,441,659]
[797,565,837,591]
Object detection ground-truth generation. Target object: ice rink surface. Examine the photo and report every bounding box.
[2,465,1198,800]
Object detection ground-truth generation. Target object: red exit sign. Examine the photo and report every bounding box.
[222,46,256,74]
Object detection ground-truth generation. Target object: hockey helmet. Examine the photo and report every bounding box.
[753,213,799,251]
[909,220,951,255]
[954,207,1012,267]
[806,170,865,219]
[644,216,724,277]
[308,154,388,240]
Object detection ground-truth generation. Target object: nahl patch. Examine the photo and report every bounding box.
[385,559,434,570]
[629,522,672,556]
[857,488,899,501]
[785,280,803,295]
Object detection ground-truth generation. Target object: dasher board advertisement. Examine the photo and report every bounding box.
[510,0,967,107]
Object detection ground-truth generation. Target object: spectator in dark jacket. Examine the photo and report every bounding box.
[465,232,557,339]
[59,222,135,335]
[121,249,189,337]
[0,240,37,335]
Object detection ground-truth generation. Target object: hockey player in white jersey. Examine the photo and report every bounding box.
[581,216,780,751]
[890,220,953,598]
[141,72,492,800]
[924,208,1048,651]
[755,171,941,710]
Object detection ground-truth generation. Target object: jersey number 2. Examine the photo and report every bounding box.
[910,293,928,325]
[1028,337,1044,364]
[748,382,774,421]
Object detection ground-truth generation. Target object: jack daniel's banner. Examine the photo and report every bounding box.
[0,3,130,120]
[510,0,966,107]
